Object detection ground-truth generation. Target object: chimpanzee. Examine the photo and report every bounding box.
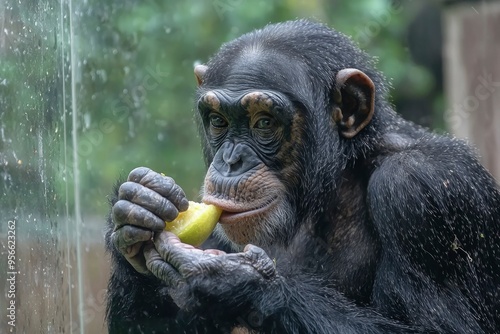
[105,19,500,333]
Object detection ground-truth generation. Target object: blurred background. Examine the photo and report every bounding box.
[0,0,499,332]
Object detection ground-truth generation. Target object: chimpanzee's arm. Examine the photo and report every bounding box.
[366,139,496,334]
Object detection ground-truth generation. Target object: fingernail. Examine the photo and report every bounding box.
[180,198,189,211]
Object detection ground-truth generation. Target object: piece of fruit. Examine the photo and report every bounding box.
[165,201,222,246]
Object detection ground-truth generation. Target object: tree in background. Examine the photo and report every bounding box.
[1,0,440,217]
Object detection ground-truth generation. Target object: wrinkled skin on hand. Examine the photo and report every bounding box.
[110,167,189,274]
[144,231,277,312]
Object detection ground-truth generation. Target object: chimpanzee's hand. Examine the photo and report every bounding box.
[111,167,189,274]
[143,231,277,312]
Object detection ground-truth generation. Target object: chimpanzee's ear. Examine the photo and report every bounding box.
[332,68,375,138]
[194,64,208,86]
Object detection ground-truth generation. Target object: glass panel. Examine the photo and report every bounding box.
[0,1,77,333]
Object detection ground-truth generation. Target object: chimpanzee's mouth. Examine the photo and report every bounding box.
[218,203,275,224]
[202,196,278,225]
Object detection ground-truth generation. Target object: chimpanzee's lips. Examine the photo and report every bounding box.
[202,196,278,225]
[218,205,271,224]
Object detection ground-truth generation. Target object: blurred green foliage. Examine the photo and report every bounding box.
[1,0,438,217]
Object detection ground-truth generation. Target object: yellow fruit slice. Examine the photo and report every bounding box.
[165,201,222,246]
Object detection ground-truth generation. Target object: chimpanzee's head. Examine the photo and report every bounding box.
[193,20,389,247]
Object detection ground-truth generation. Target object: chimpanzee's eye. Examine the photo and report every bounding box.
[254,116,275,130]
[209,113,228,128]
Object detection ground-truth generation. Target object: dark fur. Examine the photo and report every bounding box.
[106,20,500,333]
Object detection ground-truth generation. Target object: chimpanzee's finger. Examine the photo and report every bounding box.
[118,182,180,222]
[112,199,166,229]
[144,241,182,286]
[111,226,152,274]
[153,231,205,267]
[111,224,152,251]
[127,167,189,212]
